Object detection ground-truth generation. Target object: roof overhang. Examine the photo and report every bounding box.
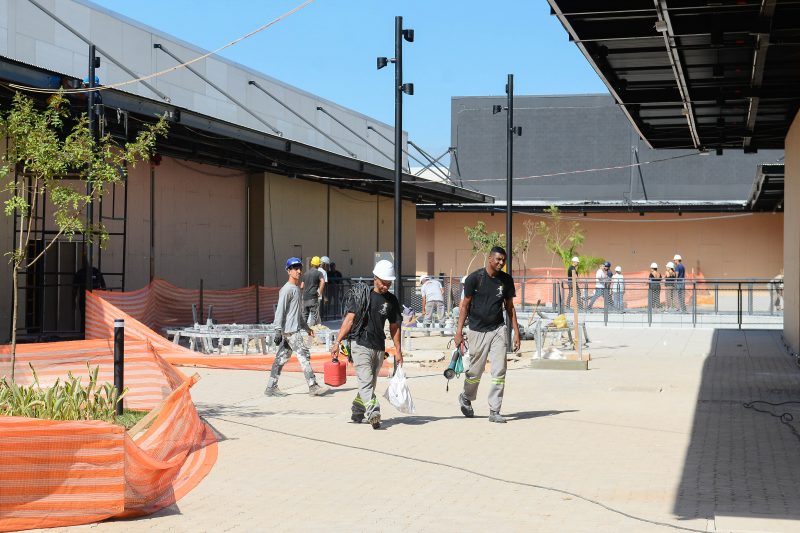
[748,162,784,211]
[0,56,493,206]
[547,1,800,152]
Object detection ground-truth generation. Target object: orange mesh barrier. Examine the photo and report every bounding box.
[93,278,280,331]
[0,341,217,532]
[87,288,392,376]
[513,268,711,309]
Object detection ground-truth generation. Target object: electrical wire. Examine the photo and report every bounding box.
[9,0,316,95]
[517,211,756,224]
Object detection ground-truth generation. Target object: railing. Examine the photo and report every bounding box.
[320,275,784,330]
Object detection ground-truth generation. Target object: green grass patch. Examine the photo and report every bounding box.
[117,409,150,430]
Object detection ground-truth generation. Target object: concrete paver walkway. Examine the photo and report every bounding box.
[38,327,800,533]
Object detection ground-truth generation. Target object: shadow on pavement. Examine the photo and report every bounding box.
[380,409,576,428]
[673,329,800,521]
[505,409,578,421]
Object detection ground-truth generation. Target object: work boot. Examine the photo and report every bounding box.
[350,412,364,424]
[264,386,288,397]
[368,413,381,429]
[308,384,329,396]
[458,393,474,418]
[488,410,507,424]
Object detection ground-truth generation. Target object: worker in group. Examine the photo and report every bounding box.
[673,254,686,312]
[265,257,329,397]
[420,273,445,326]
[332,259,403,429]
[301,256,326,326]
[454,246,521,424]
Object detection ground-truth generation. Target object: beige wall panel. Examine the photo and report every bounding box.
[420,211,783,280]
[122,158,247,291]
[329,188,380,278]
[785,112,800,353]
[377,197,416,277]
[261,173,327,286]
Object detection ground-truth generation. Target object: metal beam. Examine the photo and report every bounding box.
[655,0,701,149]
[315,106,395,164]
[153,43,283,136]
[744,0,777,149]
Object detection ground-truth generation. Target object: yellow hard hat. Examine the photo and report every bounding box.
[310,256,321,266]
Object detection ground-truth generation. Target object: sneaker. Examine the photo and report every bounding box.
[458,393,474,418]
[264,386,288,397]
[488,410,507,424]
[368,413,381,429]
[308,384,330,396]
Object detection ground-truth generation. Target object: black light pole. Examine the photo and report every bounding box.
[378,17,413,306]
[84,45,100,332]
[493,75,522,351]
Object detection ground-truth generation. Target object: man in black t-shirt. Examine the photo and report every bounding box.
[300,256,326,326]
[454,247,521,424]
[332,260,403,429]
[565,256,582,309]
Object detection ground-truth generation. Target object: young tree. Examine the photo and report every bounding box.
[463,220,505,275]
[2,91,167,380]
[534,206,603,274]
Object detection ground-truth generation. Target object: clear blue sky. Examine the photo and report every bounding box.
[91,0,607,162]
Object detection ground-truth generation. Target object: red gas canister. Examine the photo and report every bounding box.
[324,358,347,387]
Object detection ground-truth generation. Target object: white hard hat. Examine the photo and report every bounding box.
[461,276,467,283]
[650,262,658,269]
[419,273,429,283]
[373,259,396,281]
[320,255,331,264]
[615,266,622,272]
[571,256,579,263]
[666,261,675,269]
[673,254,681,261]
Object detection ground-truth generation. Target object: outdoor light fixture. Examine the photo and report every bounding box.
[403,29,414,42]
[401,83,414,95]
[377,57,388,70]
[492,105,503,114]
[654,20,667,32]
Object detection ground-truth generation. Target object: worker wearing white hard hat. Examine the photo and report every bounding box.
[672,254,686,312]
[566,256,583,309]
[612,265,625,312]
[649,262,662,310]
[664,262,678,310]
[332,259,402,429]
[419,273,445,327]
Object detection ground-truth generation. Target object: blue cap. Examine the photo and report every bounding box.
[604,261,611,267]
[285,257,302,270]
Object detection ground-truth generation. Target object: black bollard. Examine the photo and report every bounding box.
[114,319,124,416]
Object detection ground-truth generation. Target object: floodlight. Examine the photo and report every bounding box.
[655,20,667,32]
[492,105,503,114]
[401,83,414,95]
[377,56,388,70]
[403,29,414,42]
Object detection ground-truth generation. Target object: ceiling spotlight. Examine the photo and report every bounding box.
[655,20,667,32]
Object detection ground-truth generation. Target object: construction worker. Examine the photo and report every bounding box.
[565,256,582,309]
[673,254,686,312]
[420,273,445,326]
[301,256,326,326]
[265,257,329,397]
[332,259,403,429]
[454,246,521,424]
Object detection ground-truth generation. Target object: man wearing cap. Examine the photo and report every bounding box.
[587,262,612,310]
[674,254,686,312]
[565,256,582,310]
[454,246,521,424]
[265,257,329,397]
[300,256,325,326]
[612,266,625,312]
[420,274,445,327]
[332,259,403,429]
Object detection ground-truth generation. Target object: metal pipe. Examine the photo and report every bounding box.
[394,15,403,307]
[317,106,394,164]
[506,74,513,348]
[85,44,97,336]
[113,319,124,416]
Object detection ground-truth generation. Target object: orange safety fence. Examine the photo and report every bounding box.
[513,268,713,308]
[86,290,393,376]
[0,340,217,532]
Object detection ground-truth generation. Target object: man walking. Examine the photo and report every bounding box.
[674,254,686,312]
[587,262,611,310]
[454,246,521,424]
[332,260,403,429]
[301,256,326,326]
[565,256,582,309]
[265,257,329,397]
[420,274,445,326]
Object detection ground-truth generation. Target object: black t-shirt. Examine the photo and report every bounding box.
[301,267,324,301]
[567,265,577,279]
[463,268,516,332]
[345,290,401,351]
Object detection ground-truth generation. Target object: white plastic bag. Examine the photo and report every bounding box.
[383,365,416,414]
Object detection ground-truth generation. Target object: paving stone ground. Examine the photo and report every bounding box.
[36,327,800,533]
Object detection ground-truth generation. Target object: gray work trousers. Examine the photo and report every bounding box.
[463,325,507,412]
[267,332,317,388]
[423,301,445,325]
[351,341,384,421]
[302,299,320,326]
